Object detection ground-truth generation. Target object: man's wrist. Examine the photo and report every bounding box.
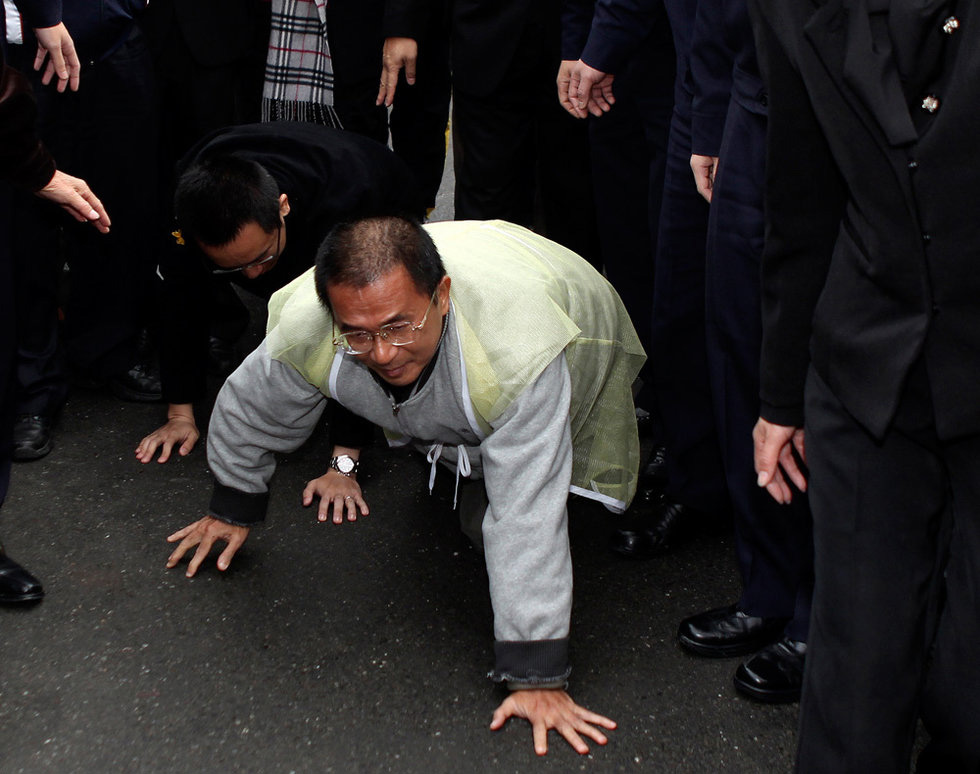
[329,454,359,477]
[508,680,567,691]
[168,403,195,421]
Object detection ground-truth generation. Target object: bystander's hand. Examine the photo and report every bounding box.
[376,37,417,107]
[166,516,250,577]
[303,469,369,524]
[690,154,719,202]
[35,170,110,231]
[33,23,80,92]
[136,404,200,463]
[490,688,616,756]
[753,417,806,504]
[557,60,587,119]
[568,60,616,118]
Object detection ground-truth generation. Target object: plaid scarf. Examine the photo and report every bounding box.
[262,0,342,127]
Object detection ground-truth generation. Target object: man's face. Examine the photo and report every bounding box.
[199,194,290,279]
[327,266,450,387]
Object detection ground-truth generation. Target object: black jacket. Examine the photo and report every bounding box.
[158,122,422,405]
[0,43,54,190]
[749,0,977,440]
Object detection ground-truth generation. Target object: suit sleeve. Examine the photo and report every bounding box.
[14,0,62,30]
[749,1,846,426]
[580,0,665,74]
[690,0,733,156]
[561,0,596,60]
[380,0,425,40]
[156,243,213,405]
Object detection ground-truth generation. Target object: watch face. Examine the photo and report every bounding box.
[335,456,355,474]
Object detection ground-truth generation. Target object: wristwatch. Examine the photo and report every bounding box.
[329,454,359,477]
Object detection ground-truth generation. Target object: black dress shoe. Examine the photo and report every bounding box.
[109,361,163,403]
[611,498,690,558]
[733,637,806,703]
[635,407,655,438]
[678,604,788,658]
[13,414,53,461]
[636,445,669,504]
[0,553,44,604]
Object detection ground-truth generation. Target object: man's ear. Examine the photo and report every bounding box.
[279,193,291,218]
[438,275,451,313]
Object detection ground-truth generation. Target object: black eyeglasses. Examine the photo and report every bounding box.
[211,225,281,275]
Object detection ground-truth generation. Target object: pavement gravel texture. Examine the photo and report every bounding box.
[1,380,799,773]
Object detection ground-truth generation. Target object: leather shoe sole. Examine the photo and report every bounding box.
[0,554,45,604]
[678,604,788,658]
[733,637,806,703]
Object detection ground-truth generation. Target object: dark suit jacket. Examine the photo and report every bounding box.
[749,0,977,441]
[141,0,261,68]
[450,0,533,97]
[0,44,54,191]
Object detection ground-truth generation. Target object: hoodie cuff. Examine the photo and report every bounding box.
[488,638,571,688]
[209,481,269,527]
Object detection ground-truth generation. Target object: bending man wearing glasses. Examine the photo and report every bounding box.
[165,216,645,755]
[136,122,421,464]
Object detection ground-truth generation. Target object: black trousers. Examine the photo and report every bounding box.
[451,5,599,266]
[705,94,812,633]
[389,5,451,211]
[588,28,674,416]
[1,184,14,506]
[800,364,980,773]
[649,98,728,515]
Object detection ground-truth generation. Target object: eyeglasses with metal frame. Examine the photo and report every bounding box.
[332,287,441,355]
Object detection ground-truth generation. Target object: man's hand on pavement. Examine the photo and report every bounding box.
[166,516,250,577]
[753,417,807,504]
[691,154,719,202]
[490,688,616,756]
[136,410,200,464]
[33,23,81,92]
[35,171,111,232]
[376,37,417,107]
[303,469,369,524]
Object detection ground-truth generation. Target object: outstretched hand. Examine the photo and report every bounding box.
[490,689,616,756]
[35,171,111,232]
[303,470,369,524]
[166,516,250,577]
[753,417,806,504]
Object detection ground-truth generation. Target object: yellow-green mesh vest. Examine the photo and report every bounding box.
[265,220,646,511]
